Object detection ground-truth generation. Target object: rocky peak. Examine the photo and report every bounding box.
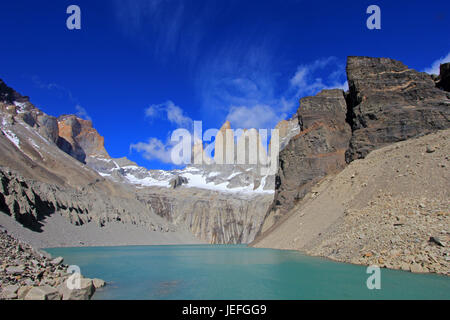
[345,56,450,162]
[214,120,234,164]
[0,79,29,104]
[57,115,110,163]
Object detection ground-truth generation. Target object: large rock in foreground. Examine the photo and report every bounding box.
[345,56,450,162]
[259,89,351,233]
[437,62,450,92]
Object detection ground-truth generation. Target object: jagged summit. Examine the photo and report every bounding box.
[57,114,110,163]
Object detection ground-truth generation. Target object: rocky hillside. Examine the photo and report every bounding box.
[257,57,450,236]
[252,57,450,275]
[0,227,105,300]
[252,129,449,275]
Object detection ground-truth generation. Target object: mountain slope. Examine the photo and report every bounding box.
[252,129,449,275]
[0,79,275,245]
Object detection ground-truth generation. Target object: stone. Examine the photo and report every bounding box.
[400,262,410,271]
[6,265,25,275]
[58,278,95,300]
[1,285,19,299]
[92,278,106,289]
[429,236,445,247]
[345,56,450,162]
[169,176,188,189]
[426,145,435,153]
[50,256,64,266]
[17,286,33,299]
[24,286,62,300]
[409,263,424,273]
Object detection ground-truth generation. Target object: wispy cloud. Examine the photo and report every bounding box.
[226,104,286,129]
[75,105,92,121]
[197,44,348,129]
[112,0,221,64]
[423,52,450,75]
[30,75,92,121]
[289,56,348,98]
[145,100,192,128]
[130,137,174,164]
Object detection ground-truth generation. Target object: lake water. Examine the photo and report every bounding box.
[45,245,450,300]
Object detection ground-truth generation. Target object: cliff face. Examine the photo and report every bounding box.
[437,62,450,92]
[57,115,110,163]
[253,57,450,275]
[255,56,450,241]
[138,188,272,244]
[259,89,351,233]
[345,56,450,162]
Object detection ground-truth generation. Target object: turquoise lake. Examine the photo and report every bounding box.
[45,245,450,300]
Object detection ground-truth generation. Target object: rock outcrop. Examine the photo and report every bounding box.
[437,62,450,92]
[345,56,450,162]
[258,89,351,233]
[57,115,110,163]
[253,57,450,275]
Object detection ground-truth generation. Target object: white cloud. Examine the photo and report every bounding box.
[75,105,92,121]
[197,46,348,130]
[289,56,347,97]
[145,100,192,128]
[423,52,450,75]
[130,137,174,164]
[226,104,286,129]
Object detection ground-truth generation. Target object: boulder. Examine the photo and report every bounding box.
[92,278,106,289]
[6,265,25,275]
[345,56,450,162]
[58,278,95,300]
[429,236,445,247]
[17,286,33,299]
[437,62,450,92]
[1,285,19,299]
[410,263,424,273]
[169,176,188,189]
[50,256,64,266]
[24,286,62,300]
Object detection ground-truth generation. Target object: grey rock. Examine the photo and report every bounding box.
[92,278,106,289]
[429,236,445,247]
[58,278,95,300]
[17,286,33,299]
[6,265,25,275]
[50,256,64,266]
[169,176,188,189]
[24,286,62,300]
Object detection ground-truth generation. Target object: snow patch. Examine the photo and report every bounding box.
[2,129,20,149]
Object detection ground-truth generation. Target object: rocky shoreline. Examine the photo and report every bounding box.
[0,227,105,300]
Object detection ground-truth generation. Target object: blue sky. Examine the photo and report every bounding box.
[0,0,449,170]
